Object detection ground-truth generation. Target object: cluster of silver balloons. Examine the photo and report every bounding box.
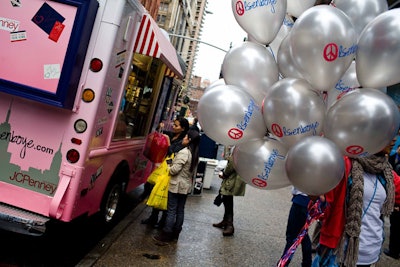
[197,0,400,196]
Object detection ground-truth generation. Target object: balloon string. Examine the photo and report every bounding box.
[276,199,326,267]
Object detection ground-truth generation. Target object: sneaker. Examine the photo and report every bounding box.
[384,249,400,259]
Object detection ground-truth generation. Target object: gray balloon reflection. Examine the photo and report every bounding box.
[232,137,291,190]
[197,84,267,146]
[222,41,279,105]
[285,136,345,196]
[289,5,357,91]
[262,78,325,148]
[356,9,400,88]
[324,88,400,157]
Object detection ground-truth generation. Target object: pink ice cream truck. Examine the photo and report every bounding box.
[0,0,183,235]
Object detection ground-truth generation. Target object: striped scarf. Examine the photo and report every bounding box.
[337,154,395,267]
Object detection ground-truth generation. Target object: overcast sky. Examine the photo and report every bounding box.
[193,0,247,83]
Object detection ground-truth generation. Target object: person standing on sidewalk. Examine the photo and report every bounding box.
[384,174,400,259]
[313,149,396,267]
[153,129,200,243]
[384,138,400,260]
[280,187,312,267]
[212,155,246,236]
[141,117,189,228]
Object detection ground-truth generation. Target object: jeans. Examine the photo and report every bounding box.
[222,195,234,221]
[389,209,400,255]
[163,191,188,234]
[283,202,312,267]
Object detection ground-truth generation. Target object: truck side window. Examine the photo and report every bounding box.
[113,54,162,140]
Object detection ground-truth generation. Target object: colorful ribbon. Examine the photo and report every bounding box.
[277,199,326,267]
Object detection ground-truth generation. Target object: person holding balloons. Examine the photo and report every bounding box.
[313,146,397,267]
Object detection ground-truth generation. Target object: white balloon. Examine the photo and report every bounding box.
[287,0,316,18]
[324,88,400,157]
[198,84,267,146]
[356,9,400,88]
[326,60,359,109]
[285,136,344,195]
[222,42,279,105]
[289,5,357,91]
[277,33,304,79]
[333,0,388,39]
[268,15,295,60]
[204,78,225,93]
[232,137,291,190]
[231,0,287,45]
[262,78,325,147]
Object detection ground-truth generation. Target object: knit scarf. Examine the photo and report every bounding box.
[337,154,395,267]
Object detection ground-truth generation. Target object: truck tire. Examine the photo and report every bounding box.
[100,179,123,226]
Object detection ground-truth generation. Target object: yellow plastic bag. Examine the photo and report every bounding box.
[146,154,174,185]
[146,171,170,210]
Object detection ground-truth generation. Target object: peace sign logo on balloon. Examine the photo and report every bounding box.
[197,84,266,146]
[231,0,287,45]
[262,78,325,148]
[324,89,400,158]
[288,5,357,91]
[232,137,291,190]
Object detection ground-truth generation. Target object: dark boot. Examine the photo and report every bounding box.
[212,220,227,229]
[141,209,159,226]
[154,211,167,229]
[223,222,234,236]
[153,231,173,244]
[172,229,181,241]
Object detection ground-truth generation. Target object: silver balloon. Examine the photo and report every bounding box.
[204,78,225,93]
[333,0,388,39]
[277,34,304,79]
[198,84,267,146]
[356,9,400,88]
[231,0,287,45]
[287,0,316,18]
[232,137,291,190]
[222,41,279,105]
[289,5,357,91]
[285,136,344,196]
[326,60,359,109]
[324,88,400,157]
[268,15,295,60]
[262,78,325,147]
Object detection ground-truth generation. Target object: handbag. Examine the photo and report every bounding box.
[146,170,170,210]
[143,131,169,163]
[146,154,174,185]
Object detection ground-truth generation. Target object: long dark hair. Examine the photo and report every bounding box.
[176,117,189,139]
[187,129,200,172]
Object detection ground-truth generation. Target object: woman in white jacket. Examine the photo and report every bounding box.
[153,129,200,243]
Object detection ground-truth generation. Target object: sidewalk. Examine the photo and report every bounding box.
[78,174,400,267]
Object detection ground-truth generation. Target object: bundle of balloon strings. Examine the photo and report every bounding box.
[277,199,326,267]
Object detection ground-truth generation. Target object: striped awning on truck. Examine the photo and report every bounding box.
[133,13,183,79]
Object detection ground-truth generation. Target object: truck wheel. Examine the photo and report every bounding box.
[100,181,123,225]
